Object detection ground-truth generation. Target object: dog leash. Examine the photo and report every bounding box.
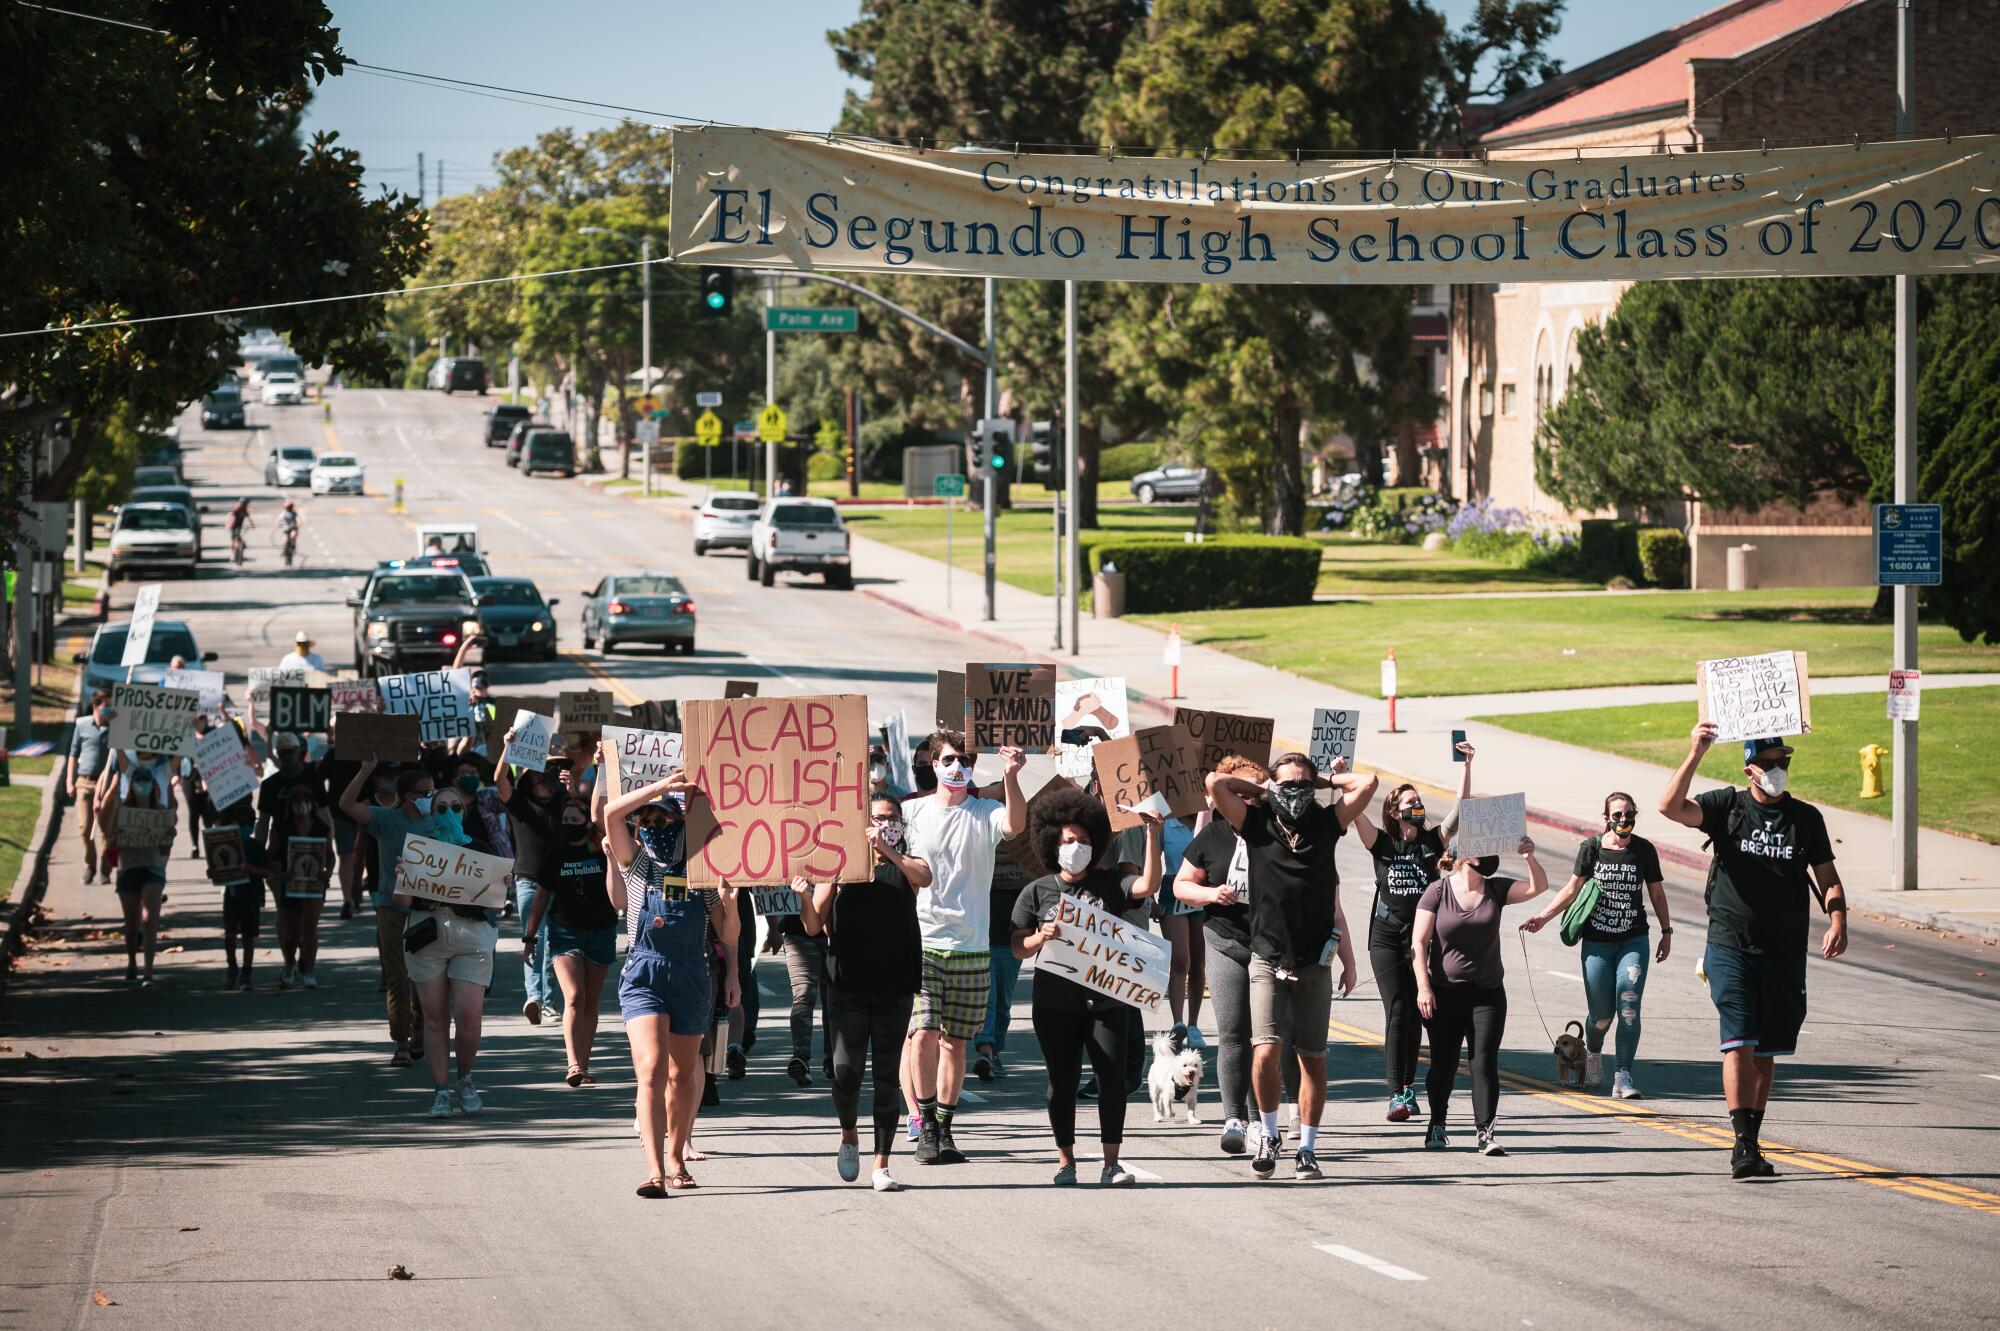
[1517,931,1561,1047]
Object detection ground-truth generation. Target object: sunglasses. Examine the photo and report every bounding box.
[1752,757,1793,771]
[937,755,968,769]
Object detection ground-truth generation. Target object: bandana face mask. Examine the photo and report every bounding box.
[1269,781,1316,824]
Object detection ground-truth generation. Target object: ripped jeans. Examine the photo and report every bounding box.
[1580,937,1650,1073]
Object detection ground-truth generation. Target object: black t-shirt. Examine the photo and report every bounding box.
[826,860,922,998]
[1367,825,1445,948]
[1012,866,1142,1009]
[1182,820,1251,959]
[506,784,565,881]
[541,847,615,931]
[1697,787,1833,953]
[258,764,326,829]
[320,749,365,822]
[1572,834,1663,943]
[1240,801,1343,971]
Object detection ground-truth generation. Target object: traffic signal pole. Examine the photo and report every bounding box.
[983,276,997,622]
[765,280,778,499]
[1892,0,1919,889]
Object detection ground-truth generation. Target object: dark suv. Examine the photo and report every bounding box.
[521,428,576,478]
[484,403,532,446]
[348,569,476,677]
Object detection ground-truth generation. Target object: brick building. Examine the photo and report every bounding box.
[1442,0,1999,587]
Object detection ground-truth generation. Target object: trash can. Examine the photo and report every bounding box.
[1726,543,1759,591]
[1093,567,1126,619]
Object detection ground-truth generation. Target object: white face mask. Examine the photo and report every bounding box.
[1056,841,1093,874]
[936,758,971,790]
[1753,766,1790,797]
[869,763,888,785]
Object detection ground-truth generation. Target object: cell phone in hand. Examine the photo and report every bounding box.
[1451,729,1467,761]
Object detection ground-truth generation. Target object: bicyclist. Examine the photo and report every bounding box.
[228,499,254,562]
[278,501,300,563]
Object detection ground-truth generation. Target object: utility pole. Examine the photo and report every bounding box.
[640,234,653,413]
[1891,0,1919,889]
[417,152,424,207]
[1064,280,1080,655]
[437,158,444,201]
[982,276,997,622]
[765,279,777,498]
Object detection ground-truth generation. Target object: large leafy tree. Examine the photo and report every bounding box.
[0,2,426,527]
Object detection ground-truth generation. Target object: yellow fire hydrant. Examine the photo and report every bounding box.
[1859,743,1888,799]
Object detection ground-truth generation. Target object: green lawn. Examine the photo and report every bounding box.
[1139,589,2000,697]
[844,504,1196,598]
[1309,536,1599,597]
[0,784,45,903]
[1475,687,2000,843]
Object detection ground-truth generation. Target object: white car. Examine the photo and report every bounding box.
[692,490,762,555]
[310,453,366,495]
[261,371,304,405]
[108,502,199,580]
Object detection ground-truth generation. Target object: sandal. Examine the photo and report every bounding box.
[578,1071,596,1085]
[566,1065,585,1087]
[635,1177,667,1199]
[665,1170,699,1191]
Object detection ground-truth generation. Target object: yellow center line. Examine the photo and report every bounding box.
[1322,1017,2000,1215]
[561,648,643,708]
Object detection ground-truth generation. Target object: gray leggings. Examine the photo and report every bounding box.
[1205,928,1299,1124]
[782,933,826,1063]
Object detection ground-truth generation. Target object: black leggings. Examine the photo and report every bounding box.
[1370,940,1423,1091]
[829,989,914,1157]
[1424,981,1506,1130]
[1032,988,1130,1148]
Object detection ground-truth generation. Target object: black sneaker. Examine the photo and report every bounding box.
[786,1056,812,1087]
[938,1125,966,1164]
[702,1073,721,1108]
[915,1120,942,1165]
[1078,1075,1098,1100]
[1731,1142,1764,1180]
[1293,1148,1323,1180]
[725,1044,747,1081]
[1252,1132,1280,1179]
[339,902,354,920]
[224,964,238,990]
[1754,1152,1776,1177]
[973,1052,994,1081]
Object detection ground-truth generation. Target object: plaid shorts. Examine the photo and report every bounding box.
[912,948,991,1040]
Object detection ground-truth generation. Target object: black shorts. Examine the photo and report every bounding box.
[222,881,266,931]
[1704,942,1806,1057]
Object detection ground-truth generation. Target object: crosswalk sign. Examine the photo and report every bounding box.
[694,410,723,447]
[757,403,788,445]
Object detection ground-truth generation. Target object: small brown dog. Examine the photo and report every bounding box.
[1553,1021,1589,1086]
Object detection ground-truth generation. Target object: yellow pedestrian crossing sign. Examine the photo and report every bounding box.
[757,403,788,444]
[695,410,723,447]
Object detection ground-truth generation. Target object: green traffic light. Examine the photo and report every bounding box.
[705,292,726,309]
[990,455,1005,468]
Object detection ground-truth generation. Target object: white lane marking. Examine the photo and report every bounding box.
[1314,1244,1427,1282]
[1983,1074,2000,1082]
[1542,969,1583,983]
[1087,1157,1161,1182]
[956,1089,988,1105]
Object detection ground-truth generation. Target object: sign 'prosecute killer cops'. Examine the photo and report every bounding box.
[682,694,871,889]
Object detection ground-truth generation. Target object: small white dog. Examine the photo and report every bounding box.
[1148,1030,1204,1125]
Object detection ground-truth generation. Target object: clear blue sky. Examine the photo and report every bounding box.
[304,0,1727,197]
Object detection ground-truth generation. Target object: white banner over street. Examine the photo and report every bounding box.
[672,128,2000,284]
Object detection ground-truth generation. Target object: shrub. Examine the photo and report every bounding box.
[1089,537,1322,613]
[1578,518,1642,582]
[806,448,845,481]
[1638,526,1689,588]
[1097,441,1164,482]
[858,415,935,483]
[1349,488,1456,543]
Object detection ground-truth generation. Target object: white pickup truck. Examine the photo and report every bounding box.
[747,497,853,589]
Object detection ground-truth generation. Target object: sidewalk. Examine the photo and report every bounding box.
[590,472,2000,941]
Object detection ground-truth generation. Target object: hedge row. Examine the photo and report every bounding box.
[1089,537,1321,613]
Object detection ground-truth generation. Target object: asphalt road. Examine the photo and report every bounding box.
[3,388,1996,1330]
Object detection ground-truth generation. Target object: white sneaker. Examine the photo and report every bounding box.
[302,972,318,990]
[1585,1052,1604,1087]
[871,1168,904,1192]
[276,966,295,990]
[1612,1068,1641,1100]
[1184,1024,1207,1050]
[1219,1118,1247,1155]
[455,1075,483,1114]
[837,1141,860,1182]
[1286,1101,1300,1130]
[428,1088,453,1118]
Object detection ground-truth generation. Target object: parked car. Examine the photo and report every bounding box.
[310,453,365,495]
[264,444,316,487]
[132,464,181,491]
[580,573,695,655]
[748,497,852,589]
[503,417,544,467]
[427,356,488,394]
[469,576,559,660]
[347,570,476,677]
[1129,464,1212,504]
[108,502,199,580]
[483,403,532,446]
[127,485,203,558]
[692,490,761,556]
[520,428,575,477]
[201,384,246,428]
[74,620,217,710]
[261,371,305,406]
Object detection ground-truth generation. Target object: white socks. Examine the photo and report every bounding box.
[1301,1125,1319,1151]
[1259,1110,1280,1139]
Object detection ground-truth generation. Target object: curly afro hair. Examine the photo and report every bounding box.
[1031,784,1112,877]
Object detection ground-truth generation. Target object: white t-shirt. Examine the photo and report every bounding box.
[906,793,1009,951]
[277,651,327,674]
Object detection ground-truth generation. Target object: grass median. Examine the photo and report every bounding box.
[0,783,45,904]
[1139,589,2000,696]
[1473,686,1999,843]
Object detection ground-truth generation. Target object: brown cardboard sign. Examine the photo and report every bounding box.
[557,689,615,730]
[934,670,965,734]
[1094,724,1206,832]
[681,694,871,888]
[333,711,422,762]
[116,806,177,849]
[964,662,1056,751]
[203,825,245,883]
[723,680,761,699]
[619,699,681,733]
[1171,706,1276,773]
[285,836,331,896]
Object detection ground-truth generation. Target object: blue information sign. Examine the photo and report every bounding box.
[1874,503,1943,586]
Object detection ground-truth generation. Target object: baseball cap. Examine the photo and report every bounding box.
[1743,737,1794,763]
[273,732,301,752]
